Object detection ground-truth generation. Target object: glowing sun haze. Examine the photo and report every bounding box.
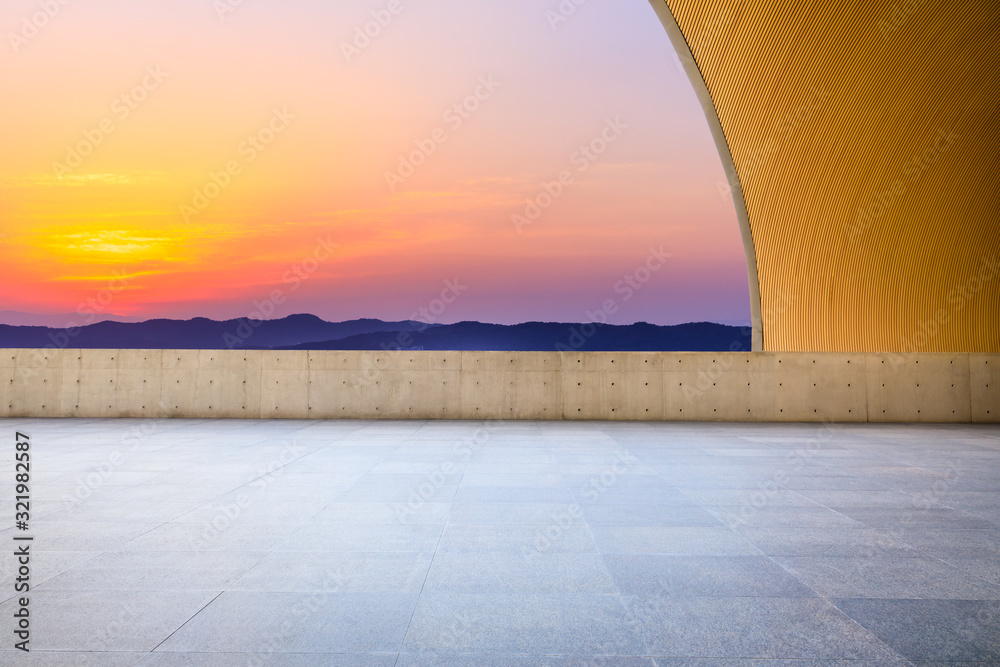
[0,0,749,326]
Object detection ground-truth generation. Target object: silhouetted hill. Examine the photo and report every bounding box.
[0,315,750,351]
[283,321,750,352]
[0,311,143,327]
[0,315,437,350]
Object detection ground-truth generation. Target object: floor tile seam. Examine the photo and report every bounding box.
[930,554,1000,588]
[184,429,359,515]
[147,589,225,653]
[759,556,1000,601]
[760,550,918,661]
[393,477,455,655]
[764,551,1000,589]
[815,596,919,663]
[213,542,298,596]
[263,454,390,555]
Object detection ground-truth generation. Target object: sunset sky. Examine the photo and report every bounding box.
[0,0,748,327]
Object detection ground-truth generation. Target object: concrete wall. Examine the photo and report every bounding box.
[1,349,996,422]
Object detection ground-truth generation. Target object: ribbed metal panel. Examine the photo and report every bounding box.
[659,0,1000,352]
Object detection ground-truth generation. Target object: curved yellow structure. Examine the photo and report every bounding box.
[649,0,1000,352]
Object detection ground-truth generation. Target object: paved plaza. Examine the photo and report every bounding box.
[1,418,998,664]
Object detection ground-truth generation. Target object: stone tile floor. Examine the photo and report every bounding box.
[0,419,998,665]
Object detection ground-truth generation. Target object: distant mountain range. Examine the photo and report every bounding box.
[0,311,144,327]
[0,314,750,352]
